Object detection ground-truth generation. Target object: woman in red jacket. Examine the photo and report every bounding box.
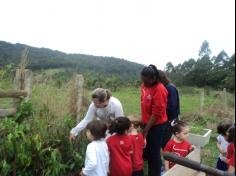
[141,65,168,176]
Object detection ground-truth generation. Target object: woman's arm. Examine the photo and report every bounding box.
[143,86,166,137]
[70,103,95,140]
[142,115,158,138]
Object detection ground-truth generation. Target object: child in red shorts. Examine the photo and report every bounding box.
[163,121,193,170]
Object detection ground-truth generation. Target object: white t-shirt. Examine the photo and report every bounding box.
[70,97,124,136]
[83,139,109,176]
[217,135,229,160]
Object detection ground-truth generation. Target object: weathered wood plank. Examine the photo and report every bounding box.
[164,148,205,176]
[0,91,27,98]
[0,108,17,117]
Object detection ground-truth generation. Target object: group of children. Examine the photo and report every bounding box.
[80,117,235,176]
[216,119,235,173]
[79,116,198,176]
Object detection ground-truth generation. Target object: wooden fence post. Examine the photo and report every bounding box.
[223,88,227,109]
[0,69,32,118]
[14,69,32,101]
[75,75,84,122]
[200,89,205,114]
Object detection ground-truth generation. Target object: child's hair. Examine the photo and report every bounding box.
[109,117,131,135]
[128,115,142,129]
[158,70,171,86]
[86,120,107,140]
[227,125,235,143]
[172,120,188,135]
[217,119,233,136]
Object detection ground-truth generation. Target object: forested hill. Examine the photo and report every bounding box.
[0,41,144,81]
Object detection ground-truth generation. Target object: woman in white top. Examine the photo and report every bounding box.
[70,88,124,141]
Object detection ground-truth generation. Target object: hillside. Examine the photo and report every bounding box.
[0,41,144,82]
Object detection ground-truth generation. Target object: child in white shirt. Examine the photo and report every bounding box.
[80,120,109,176]
[216,119,233,171]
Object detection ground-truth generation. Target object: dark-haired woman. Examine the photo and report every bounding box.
[158,70,180,149]
[70,88,124,141]
[141,65,168,176]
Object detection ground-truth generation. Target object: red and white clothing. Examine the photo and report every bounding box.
[129,133,145,172]
[107,134,133,176]
[164,139,193,168]
[227,143,235,167]
[141,83,168,125]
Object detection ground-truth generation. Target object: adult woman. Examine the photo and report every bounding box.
[158,70,180,149]
[70,88,124,141]
[141,65,168,176]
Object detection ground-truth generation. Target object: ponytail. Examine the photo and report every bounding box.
[92,88,112,102]
[141,64,160,82]
[109,117,131,135]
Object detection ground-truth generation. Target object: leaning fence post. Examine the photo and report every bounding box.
[223,88,227,109]
[200,89,205,114]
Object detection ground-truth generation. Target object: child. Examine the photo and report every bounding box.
[163,121,193,170]
[80,120,109,176]
[107,117,133,176]
[128,116,146,176]
[225,125,235,174]
[216,119,233,171]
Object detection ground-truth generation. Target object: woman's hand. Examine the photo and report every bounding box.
[69,134,76,142]
[79,171,84,176]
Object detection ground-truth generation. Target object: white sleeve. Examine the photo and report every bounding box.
[70,103,96,136]
[83,144,97,175]
[217,136,221,144]
[114,101,124,117]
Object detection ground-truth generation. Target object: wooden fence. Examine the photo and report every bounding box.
[0,69,32,117]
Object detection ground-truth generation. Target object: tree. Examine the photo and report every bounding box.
[165,62,175,73]
[199,40,212,58]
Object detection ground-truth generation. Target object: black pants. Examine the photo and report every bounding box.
[132,170,144,176]
[144,123,166,176]
[162,121,173,149]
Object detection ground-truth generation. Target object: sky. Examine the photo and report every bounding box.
[0,0,235,69]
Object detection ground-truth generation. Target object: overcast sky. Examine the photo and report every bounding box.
[0,0,235,69]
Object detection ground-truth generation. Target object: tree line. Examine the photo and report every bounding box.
[165,41,235,91]
[0,40,235,91]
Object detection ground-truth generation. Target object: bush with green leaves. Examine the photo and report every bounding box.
[0,103,87,176]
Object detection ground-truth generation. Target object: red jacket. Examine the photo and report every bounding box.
[129,133,145,171]
[107,135,133,176]
[141,83,168,125]
[164,139,193,168]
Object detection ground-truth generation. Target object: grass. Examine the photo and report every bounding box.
[113,87,141,116]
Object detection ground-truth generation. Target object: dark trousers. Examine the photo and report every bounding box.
[132,170,144,176]
[216,158,228,171]
[144,123,166,176]
[162,121,173,149]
